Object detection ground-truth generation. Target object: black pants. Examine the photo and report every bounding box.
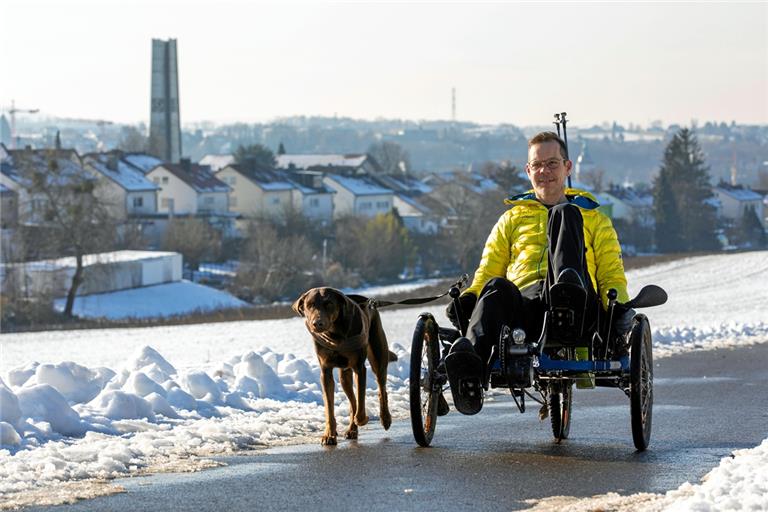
[466,203,600,365]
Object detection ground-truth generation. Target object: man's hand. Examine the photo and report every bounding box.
[612,305,636,336]
[446,293,477,329]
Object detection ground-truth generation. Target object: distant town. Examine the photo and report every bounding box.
[1,39,766,330]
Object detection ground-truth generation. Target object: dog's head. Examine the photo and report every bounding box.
[292,287,354,334]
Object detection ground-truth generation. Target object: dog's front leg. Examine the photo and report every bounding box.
[320,366,337,446]
[354,362,369,427]
[339,368,358,440]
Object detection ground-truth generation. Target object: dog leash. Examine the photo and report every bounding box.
[365,274,469,309]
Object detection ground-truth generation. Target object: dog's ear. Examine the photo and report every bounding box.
[292,290,309,317]
[333,289,356,328]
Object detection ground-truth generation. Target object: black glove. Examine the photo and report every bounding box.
[446,293,477,329]
[612,305,636,337]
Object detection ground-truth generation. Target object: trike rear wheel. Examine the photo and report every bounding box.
[410,314,440,447]
[548,379,573,442]
[630,315,653,451]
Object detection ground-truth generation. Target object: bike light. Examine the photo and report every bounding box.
[512,328,526,344]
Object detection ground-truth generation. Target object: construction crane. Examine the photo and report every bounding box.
[7,99,39,149]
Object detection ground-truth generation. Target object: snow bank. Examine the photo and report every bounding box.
[0,251,766,510]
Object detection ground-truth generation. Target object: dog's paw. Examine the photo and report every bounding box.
[344,429,358,440]
[355,414,369,427]
[321,434,337,446]
[380,410,392,430]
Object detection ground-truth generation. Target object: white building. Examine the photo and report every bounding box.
[601,186,654,226]
[286,171,335,224]
[83,153,159,220]
[713,184,766,228]
[1,250,182,297]
[277,153,380,175]
[147,160,230,215]
[322,174,394,218]
[215,164,294,219]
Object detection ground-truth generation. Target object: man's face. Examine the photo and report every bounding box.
[526,140,572,205]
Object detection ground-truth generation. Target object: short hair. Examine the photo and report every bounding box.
[528,131,568,159]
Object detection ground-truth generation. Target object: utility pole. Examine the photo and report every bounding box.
[451,87,456,124]
[8,100,39,149]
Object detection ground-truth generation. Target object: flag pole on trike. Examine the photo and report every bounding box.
[553,112,572,188]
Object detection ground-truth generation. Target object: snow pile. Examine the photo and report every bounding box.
[661,439,768,511]
[52,280,249,320]
[0,251,767,509]
[0,342,412,507]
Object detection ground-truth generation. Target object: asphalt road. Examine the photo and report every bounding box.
[29,344,768,512]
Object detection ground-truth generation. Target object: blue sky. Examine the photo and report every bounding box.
[1,1,766,127]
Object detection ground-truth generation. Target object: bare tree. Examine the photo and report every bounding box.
[234,220,316,300]
[14,149,116,317]
[581,167,606,193]
[367,141,411,175]
[117,126,148,153]
[161,217,222,270]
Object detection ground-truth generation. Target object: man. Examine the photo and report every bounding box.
[444,131,634,415]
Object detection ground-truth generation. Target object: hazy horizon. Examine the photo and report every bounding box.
[1,1,766,128]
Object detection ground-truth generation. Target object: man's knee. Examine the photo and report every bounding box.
[480,277,518,296]
[549,202,582,220]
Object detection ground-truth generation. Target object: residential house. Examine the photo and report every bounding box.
[602,185,654,226]
[277,153,381,176]
[122,153,163,175]
[147,159,230,215]
[369,173,446,234]
[713,183,766,228]
[322,174,394,218]
[0,147,95,225]
[285,171,335,224]
[215,163,294,219]
[83,152,159,220]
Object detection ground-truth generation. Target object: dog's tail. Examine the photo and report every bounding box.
[388,350,398,362]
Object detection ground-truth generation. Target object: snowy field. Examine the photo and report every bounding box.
[1,251,767,510]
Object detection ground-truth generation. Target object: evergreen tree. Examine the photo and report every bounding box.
[277,142,286,155]
[653,167,683,252]
[652,128,718,252]
[233,144,276,169]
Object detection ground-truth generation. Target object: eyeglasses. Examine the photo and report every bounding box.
[527,158,566,171]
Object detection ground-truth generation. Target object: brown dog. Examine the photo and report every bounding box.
[293,287,397,446]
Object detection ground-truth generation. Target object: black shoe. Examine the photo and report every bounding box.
[436,392,450,416]
[444,337,484,415]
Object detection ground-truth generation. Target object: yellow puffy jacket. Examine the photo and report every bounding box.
[465,188,629,308]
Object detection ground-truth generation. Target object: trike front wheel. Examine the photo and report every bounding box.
[630,315,653,451]
[548,379,573,442]
[409,314,440,447]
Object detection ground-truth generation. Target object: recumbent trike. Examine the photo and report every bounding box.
[408,275,668,451]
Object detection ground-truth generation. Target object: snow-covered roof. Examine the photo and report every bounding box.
[276,153,368,169]
[284,171,336,195]
[199,154,235,171]
[5,250,179,272]
[227,164,295,192]
[0,182,14,195]
[84,154,159,192]
[371,173,433,195]
[123,153,163,174]
[325,174,393,196]
[604,186,653,208]
[153,163,230,193]
[0,149,94,188]
[715,186,764,202]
